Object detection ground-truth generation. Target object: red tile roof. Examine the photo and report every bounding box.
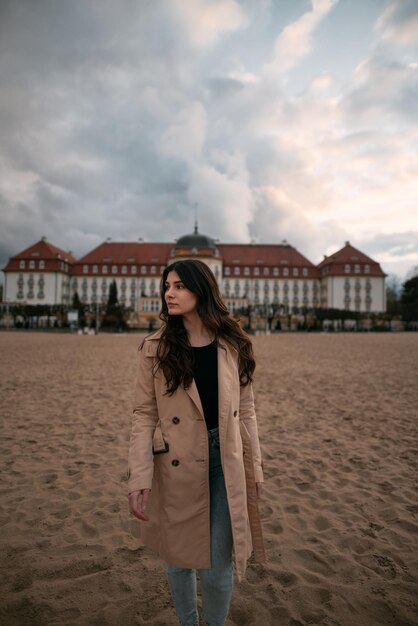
[218,243,316,268]
[3,238,76,272]
[74,241,173,265]
[3,237,385,282]
[317,242,385,277]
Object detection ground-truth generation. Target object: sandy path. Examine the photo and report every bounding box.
[0,332,417,626]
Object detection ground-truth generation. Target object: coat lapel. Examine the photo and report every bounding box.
[217,339,234,425]
[185,380,205,420]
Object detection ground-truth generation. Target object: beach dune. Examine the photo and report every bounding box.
[0,332,417,626]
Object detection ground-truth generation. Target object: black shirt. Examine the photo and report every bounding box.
[191,341,218,430]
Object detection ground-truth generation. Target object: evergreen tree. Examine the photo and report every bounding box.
[108,280,118,306]
[401,275,418,323]
[72,291,81,308]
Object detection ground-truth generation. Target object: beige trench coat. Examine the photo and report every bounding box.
[127,327,265,581]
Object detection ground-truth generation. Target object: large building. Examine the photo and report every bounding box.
[2,237,75,306]
[2,227,386,321]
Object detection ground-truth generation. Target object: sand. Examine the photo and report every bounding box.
[0,331,417,626]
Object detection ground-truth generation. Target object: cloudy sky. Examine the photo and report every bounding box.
[1,0,417,282]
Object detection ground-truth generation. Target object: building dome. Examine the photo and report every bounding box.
[175,224,217,250]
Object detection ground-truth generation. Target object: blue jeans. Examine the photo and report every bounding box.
[167,427,233,626]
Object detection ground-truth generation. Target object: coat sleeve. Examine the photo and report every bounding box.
[239,381,264,483]
[127,342,158,494]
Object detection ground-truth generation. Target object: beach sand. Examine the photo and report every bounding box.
[0,331,417,626]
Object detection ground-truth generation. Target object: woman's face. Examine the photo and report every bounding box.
[164,270,198,317]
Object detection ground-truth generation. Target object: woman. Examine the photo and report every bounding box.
[128,259,265,626]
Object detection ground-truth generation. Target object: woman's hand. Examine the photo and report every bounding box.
[256,482,263,499]
[128,489,151,521]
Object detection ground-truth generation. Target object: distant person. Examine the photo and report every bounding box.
[128,259,265,626]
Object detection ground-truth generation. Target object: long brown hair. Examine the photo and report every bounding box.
[155,259,255,394]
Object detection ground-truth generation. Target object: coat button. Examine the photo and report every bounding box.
[234,410,238,417]
[172,416,180,424]
[172,459,180,466]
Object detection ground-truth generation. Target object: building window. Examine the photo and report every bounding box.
[131,265,137,274]
[244,267,250,276]
[150,279,157,296]
[234,267,240,276]
[93,265,98,274]
[283,267,289,276]
[122,265,127,274]
[354,264,360,273]
[83,265,88,274]
[364,264,370,273]
[303,268,308,277]
[224,267,230,276]
[112,265,117,274]
[141,265,147,274]
[102,264,108,273]
[39,260,45,269]
[151,265,156,274]
[160,266,165,274]
[29,260,35,269]
[19,260,25,269]
[344,264,350,273]
[254,267,260,276]
[263,267,269,276]
[273,267,279,276]
[293,267,299,276]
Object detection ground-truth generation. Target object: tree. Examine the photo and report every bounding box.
[406,266,418,281]
[102,280,126,331]
[401,276,418,323]
[108,280,118,306]
[71,291,85,327]
[386,274,401,317]
[72,291,81,308]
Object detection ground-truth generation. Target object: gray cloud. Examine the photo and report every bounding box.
[1,0,417,282]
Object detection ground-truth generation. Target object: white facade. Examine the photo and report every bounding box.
[320,275,385,313]
[4,271,71,305]
[2,237,386,315]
